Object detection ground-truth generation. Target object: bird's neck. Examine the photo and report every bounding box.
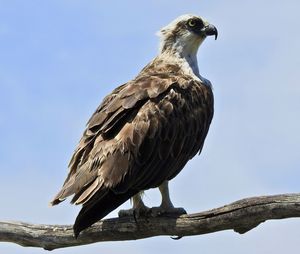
[160,48,201,80]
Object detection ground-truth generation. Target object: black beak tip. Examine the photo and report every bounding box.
[214,29,218,40]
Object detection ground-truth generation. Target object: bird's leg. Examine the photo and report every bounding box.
[151,181,187,216]
[118,192,150,218]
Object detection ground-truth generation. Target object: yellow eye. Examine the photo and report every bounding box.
[188,19,196,27]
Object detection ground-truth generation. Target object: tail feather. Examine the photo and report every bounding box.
[49,190,66,206]
[73,189,136,238]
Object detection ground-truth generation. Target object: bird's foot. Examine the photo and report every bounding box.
[150,206,187,217]
[118,206,151,218]
[119,205,186,218]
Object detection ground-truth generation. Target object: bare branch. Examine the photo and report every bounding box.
[1,193,300,250]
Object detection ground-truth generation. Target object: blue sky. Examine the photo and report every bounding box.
[1,0,300,253]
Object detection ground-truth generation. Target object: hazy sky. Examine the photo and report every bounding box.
[1,1,300,253]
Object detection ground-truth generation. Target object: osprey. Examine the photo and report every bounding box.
[50,14,217,238]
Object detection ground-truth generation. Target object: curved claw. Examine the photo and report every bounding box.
[171,236,183,240]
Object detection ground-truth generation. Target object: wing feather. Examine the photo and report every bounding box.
[50,75,178,205]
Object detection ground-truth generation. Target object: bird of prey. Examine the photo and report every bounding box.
[50,14,217,238]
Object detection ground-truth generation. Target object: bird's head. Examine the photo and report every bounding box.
[157,14,218,56]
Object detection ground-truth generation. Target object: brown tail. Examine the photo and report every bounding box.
[73,189,136,238]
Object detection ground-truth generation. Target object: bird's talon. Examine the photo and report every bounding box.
[150,207,187,217]
[118,207,151,218]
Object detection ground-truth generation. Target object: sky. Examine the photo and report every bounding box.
[1,0,300,253]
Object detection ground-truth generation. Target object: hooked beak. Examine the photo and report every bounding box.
[203,24,218,40]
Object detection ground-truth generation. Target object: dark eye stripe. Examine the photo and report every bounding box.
[187,18,204,30]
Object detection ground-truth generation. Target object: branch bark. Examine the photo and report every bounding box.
[1,193,300,250]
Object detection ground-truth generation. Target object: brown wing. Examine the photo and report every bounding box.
[50,71,213,237]
[50,73,178,205]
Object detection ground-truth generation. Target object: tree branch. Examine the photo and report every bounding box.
[1,193,300,250]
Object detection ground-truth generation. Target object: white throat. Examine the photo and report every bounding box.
[180,50,200,77]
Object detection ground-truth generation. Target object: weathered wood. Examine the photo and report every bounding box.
[1,193,300,250]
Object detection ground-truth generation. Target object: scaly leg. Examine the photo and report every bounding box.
[118,192,150,217]
[118,182,186,218]
[151,181,186,216]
